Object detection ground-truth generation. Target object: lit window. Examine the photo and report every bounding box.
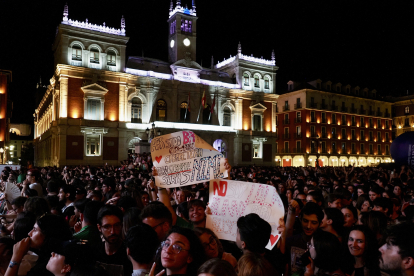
[264,76,270,89]
[90,48,99,64]
[405,106,410,114]
[107,50,116,66]
[223,107,231,126]
[254,76,259,88]
[86,134,101,156]
[156,100,167,121]
[86,99,102,120]
[131,97,142,123]
[72,45,82,61]
[244,73,249,86]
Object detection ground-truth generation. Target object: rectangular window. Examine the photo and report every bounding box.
[386,145,389,154]
[322,112,326,123]
[386,120,389,129]
[253,115,261,131]
[332,142,336,153]
[377,132,381,141]
[332,127,337,137]
[321,141,326,152]
[360,143,365,153]
[360,117,364,127]
[351,129,355,139]
[377,144,381,154]
[311,111,316,122]
[386,132,389,141]
[342,114,346,125]
[86,99,101,120]
[322,126,326,138]
[377,119,381,128]
[342,142,346,153]
[254,77,260,88]
[86,134,101,156]
[342,128,346,139]
[370,144,374,154]
[296,141,301,152]
[265,78,269,89]
[332,113,336,124]
[131,106,142,123]
[284,141,289,152]
[360,130,364,139]
[311,126,316,136]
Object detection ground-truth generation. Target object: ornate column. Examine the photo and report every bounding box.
[119,83,127,121]
[59,76,69,118]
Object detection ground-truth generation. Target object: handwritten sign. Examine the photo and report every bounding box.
[151,131,227,188]
[206,179,285,250]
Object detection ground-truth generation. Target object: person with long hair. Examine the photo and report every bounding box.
[197,259,236,276]
[343,225,380,276]
[305,229,346,276]
[194,227,237,268]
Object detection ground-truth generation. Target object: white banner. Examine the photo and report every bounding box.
[151,131,227,188]
[206,179,285,250]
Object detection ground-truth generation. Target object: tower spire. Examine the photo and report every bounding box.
[271,49,275,61]
[238,41,242,54]
[121,15,125,34]
[176,0,181,9]
[63,3,68,22]
[192,0,196,12]
[169,0,173,12]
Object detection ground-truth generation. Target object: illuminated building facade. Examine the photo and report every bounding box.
[34,2,279,167]
[275,80,393,167]
[0,69,12,163]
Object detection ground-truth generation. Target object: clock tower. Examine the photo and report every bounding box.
[167,0,197,64]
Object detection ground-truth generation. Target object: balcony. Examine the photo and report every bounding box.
[295,133,302,139]
[369,150,374,154]
[321,118,327,123]
[294,103,302,109]
[351,135,357,140]
[350,108,357,113]
[283,105,290,111]
[359,109,366,115]
[320,104,328,110]
[310,103,318,109]
[310,148,318,154]
[310,117,316,123]
[377,111,383,117]
[331,105,338,111]
[385,150,390,155]
[369,137,374,142]
[351,150,357,154]
[310,133,318,138]
[384,112,390,118]
[321,133,327,138]
[279,148,290,154]
[369,123,374,128]
[341,107,348,112]
[284,134,290,139]
[331,133,337,139]
[368,110,375,116]
[341,149,347,154]
[295,117,302,123]
[293,147,303,153]
[341,121,347,126]
[351,121,356,126]
[331,148,338,154]
[284,119,290,124]
[321,148,328,154]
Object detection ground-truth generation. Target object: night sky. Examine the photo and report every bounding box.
[1,0,413,125]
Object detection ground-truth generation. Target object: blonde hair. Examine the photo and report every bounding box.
[238,253,275,276]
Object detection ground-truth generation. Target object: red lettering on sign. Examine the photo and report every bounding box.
[213,181,227,196]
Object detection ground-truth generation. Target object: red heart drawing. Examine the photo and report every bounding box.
[155,156,162,163]
[269,234,279,246]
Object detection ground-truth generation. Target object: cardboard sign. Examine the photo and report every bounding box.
[151,131,227,188]
[206,179,285,250]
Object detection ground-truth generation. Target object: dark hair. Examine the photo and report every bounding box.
[24,196,50,218]
[140,203,172,227]
[325,193,341,208]
[342,205,358,225]
[312,229,342,272]
[61,184,76,201]
[385,221,414,260]
[11,196,27,208]
[299,202,324,223]
[343,225,380,275]
[370,185,384,196]
[13,213,36,241]
[177,202,190,221]
[238,253,275,276]
[198,258,237,276]
[102,177,116,191]
[28,169,41,182]
[37,214,72,253]
[188,199,206,211]
[24,188,38,197]
[123,207,142,237]
[324,208,344,233]
[97,205,123,225]
[373,197,393,216]
[47,180,60,194]
[125,224,159,264]
[83,201,104,224]
[356,194,371,211]
[74,198,90,214]
[307,190,324,206]
[155,226,206,276]
[237,213,271,254]
[91,190,103,201]
[193,227,224,258]
[360,211,387,242]
[117,195,138,212]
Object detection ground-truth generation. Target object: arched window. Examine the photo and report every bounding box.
[90,48,100,64]
[107,50,116,66]
[203,104,211,124]
[131,97,142,123]
[243,73,249,86]
[264,76,270,89]
[223,107,231,126]
[405,106,410,114]
[254,75,260,88]
[180,102,190,123]
[156,100,167,121]
[72,45,82,61]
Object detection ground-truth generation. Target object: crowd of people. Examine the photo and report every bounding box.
[0,152,414,276]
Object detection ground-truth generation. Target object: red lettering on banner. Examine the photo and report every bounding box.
[213,181,227,196]
[183,131,195,145]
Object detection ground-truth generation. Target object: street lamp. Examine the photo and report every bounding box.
[146,122,161,142]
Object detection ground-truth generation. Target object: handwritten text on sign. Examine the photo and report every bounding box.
[206,180,285,250]
[151,131,226,188]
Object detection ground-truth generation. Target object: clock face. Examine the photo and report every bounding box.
[170,39,175,48]
[183,38,191,47]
